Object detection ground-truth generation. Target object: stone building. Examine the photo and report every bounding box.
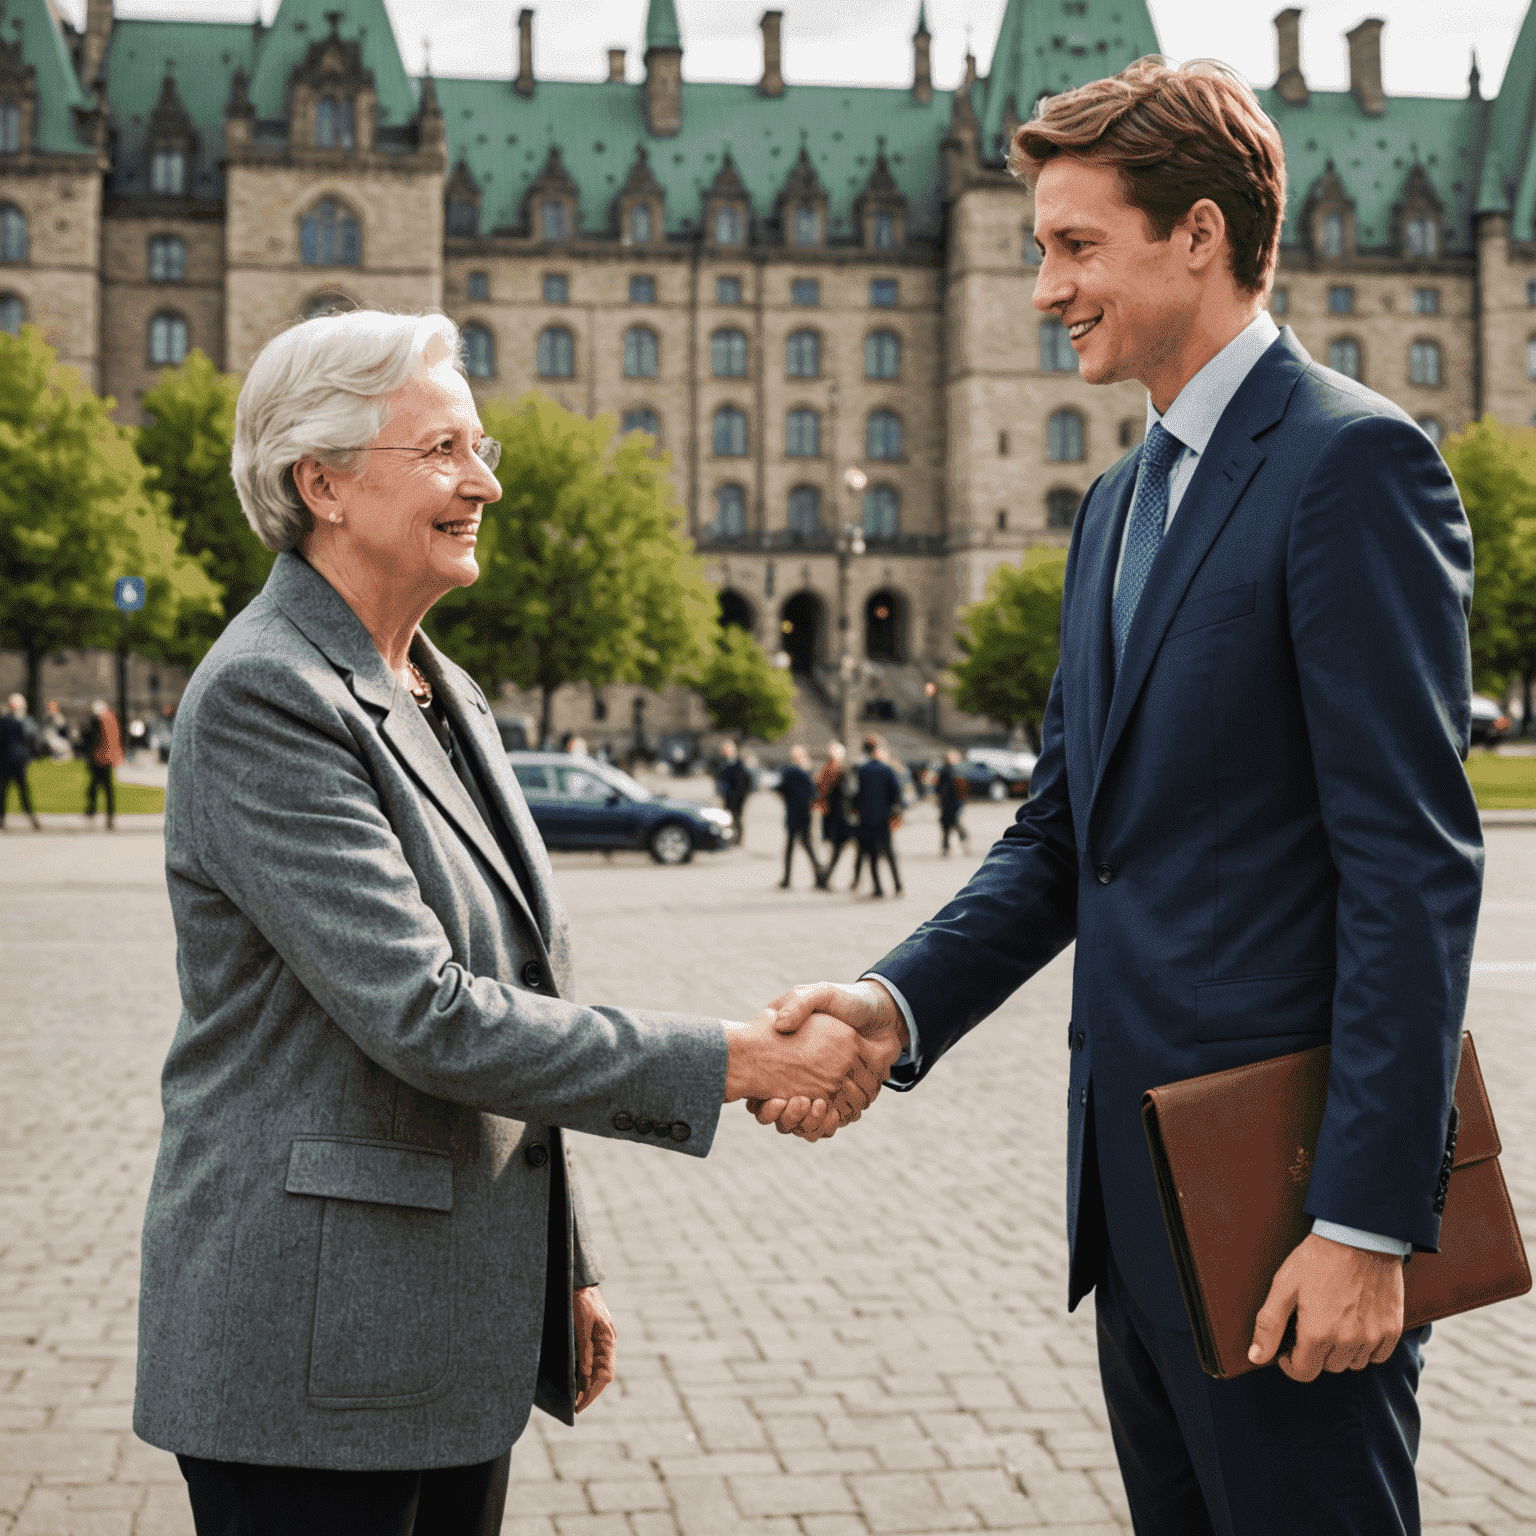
[3,0,1534,739]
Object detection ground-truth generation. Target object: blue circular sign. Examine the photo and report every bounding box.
[113,577,146,613]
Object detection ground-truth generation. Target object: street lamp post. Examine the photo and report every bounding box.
[837,466,867,748]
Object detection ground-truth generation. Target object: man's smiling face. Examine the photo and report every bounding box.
[1031,156,1200,391]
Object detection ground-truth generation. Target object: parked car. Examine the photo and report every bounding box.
[507,751,732,864]
[965,746,1037,798]
[1470,694,1512,747]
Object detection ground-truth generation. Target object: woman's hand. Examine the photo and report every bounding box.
[573,1285,617,1413]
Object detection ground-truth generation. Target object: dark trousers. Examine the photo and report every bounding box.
[86,763,115,822]
[856,827,901,894]
[177,1451,511,1536]
[1,767,34,823]
[940,807,967,852]
[1094,1245,1426,1535]
[781,826,822,886]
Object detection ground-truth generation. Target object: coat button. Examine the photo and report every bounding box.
[651,1121,672,1139]
[1075,1032,1084,1052]
[612,1112,633,1132]
[670,1122,691,1143]
[525,1144,549,1168]
[1080,1087,1088,1105]
[1095,863,1114,885]
[635,1118,654,1136]
[521,960,543,988]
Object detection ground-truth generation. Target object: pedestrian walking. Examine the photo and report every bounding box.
[0,693,42,830]
[81,698,122,829]
[936,748,970,855]
[42,699,74,762]
[776,744,825,889]
[814,741,854,884]
[716,737,751,845]
[853,734,904,897]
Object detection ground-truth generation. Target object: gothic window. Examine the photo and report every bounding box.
[315,95,355,150]
[148,235,186,282]
[1328,338,1361,380]
[870,278,897,307]
[713,484,747,537]
[1405,214,1438,258]
[711,328,747,377]
[537,326,574,378]
[1413,287,1439,315]
[1039,318,1078,372]
[541,200,568,241]
[865,329,899,379]
[871,211,895,249]
[716,276,742,304]
[149,311,189,366]
[785,408,820,457]
[0,293,22,335]
[630,203,652,243]
[1320,212,1344,258]
[862,484,899,539]
[785,329,819,378]
[0,103,19,154]
[622,408,659,442]
[713,205,743,244]
[467,270,490,300]
[629,275,656,303]
[1327,286,1354,314]
[1409,340,1441,388]
[301,199,360,266]
[1417,416,1443,447]
[0,205,24,262]
[543,273,568,303]
[791,204,821,245]
[447,199,478,237]
[623,326,658,378]
[1047,410,1084,462]
[1270,286,1289,317]
[462,323,495,379]
[787,485,821,537]
[712,406,747,456]
[150,150,186,196]
[866,410,902,460]
[1046,487,1080,528]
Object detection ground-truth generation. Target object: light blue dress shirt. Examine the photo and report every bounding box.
[870,311,1410,1259]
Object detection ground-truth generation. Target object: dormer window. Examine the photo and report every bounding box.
[315,95,355,150]
[448,200,478,237]
[541,200,568,241]
[1405,214,1438,258]
[0,102,19,154]
[1321,212,1343,258]
[871,212,894,249]
[791,204,820,246]
[151,150,186,196]
[714,205,743,245]
[630,203,652,243]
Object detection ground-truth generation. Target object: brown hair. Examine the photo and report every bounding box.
[1008,56,1286,296]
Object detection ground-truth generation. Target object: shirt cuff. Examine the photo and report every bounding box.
[860,973,921,1078]
[1310,1218,1411,1257]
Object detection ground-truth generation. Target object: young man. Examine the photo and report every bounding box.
[760,57,1480,1535]
[775,744,825,889]
[852,736,903,898]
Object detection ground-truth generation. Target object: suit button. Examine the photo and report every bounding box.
[670,1122,691,1143]
[635,1118,654,1136]
[612,1112,633,1132]
[651,1121,672,1138]
[521,960,543,988]
[1080,1087,1088,1106]
[1095,863,1114,885]
[1075,1032,1084,1052]
[525,1144,549,1168]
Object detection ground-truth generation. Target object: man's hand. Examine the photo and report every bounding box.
[723,1001,882,1124]
[573,1285,616,1413]
[1248,1232,1405,1381]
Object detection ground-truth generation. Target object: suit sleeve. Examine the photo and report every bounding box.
[1287,413,1483,1251]
[184,654,728,1156]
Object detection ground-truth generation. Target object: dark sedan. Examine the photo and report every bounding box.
[507,752,732,864]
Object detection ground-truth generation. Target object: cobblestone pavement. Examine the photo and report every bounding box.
[1,791,1532,1535]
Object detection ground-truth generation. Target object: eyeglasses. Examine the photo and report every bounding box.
[362,437,502,472]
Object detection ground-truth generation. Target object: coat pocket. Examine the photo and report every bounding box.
[1193,970,1335,1043]
[1164,582,1257,641]
[285,1137,454,1406]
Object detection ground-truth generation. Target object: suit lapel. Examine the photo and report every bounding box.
[1078,457,1138,776]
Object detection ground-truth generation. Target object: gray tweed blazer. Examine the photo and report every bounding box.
[134,552,727,1471]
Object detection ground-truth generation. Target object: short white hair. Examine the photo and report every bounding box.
[232,310,462,552]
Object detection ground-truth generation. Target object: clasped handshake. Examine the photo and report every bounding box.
[722,980,912,1141]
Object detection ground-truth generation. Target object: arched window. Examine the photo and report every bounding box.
[866,410,902,460]
[1416,416,1443,447]
[1328,338,1361,381]
[462,323,495,379]
[711,328,746,377]
[712,484,747,537]
[1039,317,1078,373]
[1409,340,1441,388]
[785,408,820,457]
[1047,410,1084,463]
[315,95,355,150]
[537,325,574,378]
[719,588,754,630]
[150,149,186,196]
[871,211,895,249]
[148,311,188,366]
[862,484,899,538]
[0,103,18,154]
[301,198,360,266]
[865,329,899,379]
[624,326,658,378]
[304,290,355,318]
[712,406,747,457]
[713,205,743,244]
[0,293,22,335]
[1405,214,1438,258]
[621,407,659,442]
[630,203,652,243]
[447,199,477,237]
[787,485,822,537]
[792,204,820,245]
[786,329,820,378]
[148,234,185,282]
[1046,486,1080,528]
[1321,211,1344,258]
[0,204,27,262]
[865,589,905,662]
[541,200,568,241]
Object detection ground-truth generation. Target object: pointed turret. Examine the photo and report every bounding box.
[1,0,99,154]
[645,0,682,51]
[644,0,683,135]
[912,2,931,105]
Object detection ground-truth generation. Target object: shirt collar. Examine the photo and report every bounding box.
[1144,310,1280,456]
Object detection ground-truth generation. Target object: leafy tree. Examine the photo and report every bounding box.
[428,393,716,742]
[688,624,796,741]
[950,548,1069,749]
[138,351,273,656]
[0,327,222,714]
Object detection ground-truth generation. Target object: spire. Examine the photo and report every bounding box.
[914,1,929,37]
[645,0,681,52]
[1469,49,1482,102]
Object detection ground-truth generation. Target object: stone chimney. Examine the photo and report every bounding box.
[758,11,784,97]
[1274,8,1309,106]
[913,2,931,105]
[607,47,625,82]
[81,0,114,91]
[515,8,534,99]
[1347,18,1385,116]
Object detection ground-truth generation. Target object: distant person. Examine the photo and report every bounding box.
[853,735,903,898]
[716,738,751,844]
[42,700,73,762]
[936,749,970,855]
[814,741,854,885]
[0,693,42,831]
[776,745,825,890]
[565,734,590,757]
[82,699,122,830]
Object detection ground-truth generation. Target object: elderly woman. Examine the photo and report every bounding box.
[133,310,882,1535]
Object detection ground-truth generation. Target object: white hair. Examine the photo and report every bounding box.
[232,310,462,552]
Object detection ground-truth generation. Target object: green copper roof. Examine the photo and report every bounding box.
[247,0,417,127]
[14,0,95,155]
[644,0,682,52]
[1487,1,1536,215]
[1477,142,1512,215]
[433,77,953,239]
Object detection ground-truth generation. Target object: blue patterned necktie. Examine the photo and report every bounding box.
[1111,421,1184,672]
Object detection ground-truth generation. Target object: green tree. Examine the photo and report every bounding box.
[688,624,797,741]
[950,547,1069,749]
[428,393,716,742]
[0,327,222,714]
[138,350,273,655]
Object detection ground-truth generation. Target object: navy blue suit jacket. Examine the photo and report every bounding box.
[855,759,904,833]
[777,765,816,832]
[875,330,1483,1330]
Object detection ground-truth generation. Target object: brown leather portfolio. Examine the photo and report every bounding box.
[1141,1032,1530,1379]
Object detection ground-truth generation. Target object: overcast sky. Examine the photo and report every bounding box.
[52,0,1531,100]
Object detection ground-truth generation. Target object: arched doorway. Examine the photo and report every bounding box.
[718,588,754,634]
[779,590,823,673]
[865,588,906,662]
